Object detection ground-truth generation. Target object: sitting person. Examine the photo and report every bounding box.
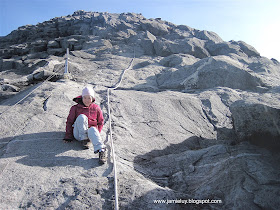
[64,86,107,164]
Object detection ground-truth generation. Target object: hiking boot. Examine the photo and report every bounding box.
[81,139,90,150]
[99,149,107,165]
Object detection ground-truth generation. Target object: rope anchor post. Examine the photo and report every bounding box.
[63,48,72,80]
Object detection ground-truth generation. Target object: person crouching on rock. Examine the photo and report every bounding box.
[63,86,107,165]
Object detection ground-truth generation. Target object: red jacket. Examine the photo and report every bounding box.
[64,96,104,140]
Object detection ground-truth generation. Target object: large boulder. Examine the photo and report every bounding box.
[181,56,264,90]
[230,99,280,150]
[141,19,170,36]
[195,29,224,43]
[207,40,260,58]
[1,84,20,92]
[9,43,30,56]
[159,54,199,67]
[1,59,15,70]
[206,41,242,56]
[1,58,23,70]
[47,40,60,48]
[60,36,86,51]
[139,31,157,55]
[231,40,260,57]
[156,56,266,91]
[154,37,210,58]
[30,39,47,53]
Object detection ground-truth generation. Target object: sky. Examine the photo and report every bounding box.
[0,0,279,61]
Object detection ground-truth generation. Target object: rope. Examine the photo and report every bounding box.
[1,48,136,209]
[0,60,64,177]
[107,52,135,210]
[0,60,63,143]
[0,61,63,117]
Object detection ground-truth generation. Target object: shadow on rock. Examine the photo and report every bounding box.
[230,100,280,152]
[133,136,280,209]
[0,131,101,170]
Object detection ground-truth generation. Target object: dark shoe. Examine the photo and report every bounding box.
[82,139,90,150]
[99,150,107,165]
[63,138,73,143]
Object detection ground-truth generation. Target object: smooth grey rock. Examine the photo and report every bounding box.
[176,24,192,32]
[47,48,65,56]
[0,49,12,59]
[33,70,58,80]
[24,52,49,59]
[2,59,15,70]
[181,56,264,90]
[154,37,210,58]
[248,56,279,73]
[195,29,224,43]
[139,31,156,56]
[47,40,60,48]
[159,54,199,68]
[1,84,20,92]
[60,38,78,51]
[69,50,96,59]
[0,91,18,101]
[10,43,30,56]
[156,55,269,91]
[133,142,280,209]
[230,99,280,150]
[1,58,24,71]
[231,40,260,57]
[271,58,279,65]
[206,41,242,56]
[141,19,170,36]
[30,39,47,53]
[83,37,112,54]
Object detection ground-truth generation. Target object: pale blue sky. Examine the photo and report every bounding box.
[0,0,279,60]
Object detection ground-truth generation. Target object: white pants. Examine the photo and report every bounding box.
[73,114,105,152]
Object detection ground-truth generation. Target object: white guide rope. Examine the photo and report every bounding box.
[107,57,134,210]
[0,61,62,117]
[1,48,135,209]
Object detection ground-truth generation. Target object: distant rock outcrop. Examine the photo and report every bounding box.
[0,10,280,210]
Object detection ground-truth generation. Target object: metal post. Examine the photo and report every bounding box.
[65,48,69,74]
[63,48,71,79]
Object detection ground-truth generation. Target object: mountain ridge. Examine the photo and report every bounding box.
[0,10,262,59]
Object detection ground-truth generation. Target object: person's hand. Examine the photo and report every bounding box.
[63,138,73,143]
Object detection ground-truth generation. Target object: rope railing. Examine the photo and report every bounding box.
[0,47,136,210]
[107,52,135,210]
[0,61,63,117]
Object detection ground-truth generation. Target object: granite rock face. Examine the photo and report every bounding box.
[230,97,280,150]
[0,10,280,210]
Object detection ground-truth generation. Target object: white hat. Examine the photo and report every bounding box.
[82,86,95,98]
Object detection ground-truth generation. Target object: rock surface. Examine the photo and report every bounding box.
[0,10,280,209]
